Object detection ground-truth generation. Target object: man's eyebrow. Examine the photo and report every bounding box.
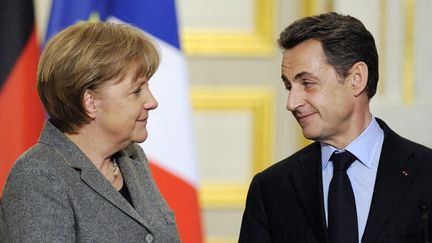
[294,71,309,81]
[281,71,310,83]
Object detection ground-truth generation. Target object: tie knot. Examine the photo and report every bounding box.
[330,151,356,171]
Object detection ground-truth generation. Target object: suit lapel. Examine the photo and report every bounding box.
[289,143,329,243]
[362,119,420,242]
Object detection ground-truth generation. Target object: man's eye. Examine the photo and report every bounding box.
[302,80,314,87]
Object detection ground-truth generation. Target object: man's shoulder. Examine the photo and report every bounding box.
[392,135,432,164]
[378,118,432,155]
[257,142,320,179]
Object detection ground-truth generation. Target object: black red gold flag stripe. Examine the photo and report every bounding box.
[0,0,44,196]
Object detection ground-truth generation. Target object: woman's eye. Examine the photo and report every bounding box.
[132,88,142,94]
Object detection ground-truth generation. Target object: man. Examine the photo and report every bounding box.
[239,12,432,243]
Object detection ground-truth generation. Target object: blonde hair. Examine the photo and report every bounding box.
[38,22,160,133]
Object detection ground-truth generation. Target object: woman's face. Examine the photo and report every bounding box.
[91,69,158,147]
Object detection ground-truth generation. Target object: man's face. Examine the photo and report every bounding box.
[281,39,356,147]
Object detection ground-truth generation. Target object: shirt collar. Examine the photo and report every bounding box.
[321,117,382,169]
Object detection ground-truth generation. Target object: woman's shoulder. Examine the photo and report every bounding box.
[6,142,71,191]
[13,142,64,170]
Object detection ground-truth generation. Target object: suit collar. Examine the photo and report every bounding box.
[38,121,153,232]
[361,118,420,242]
[289,142,329,243]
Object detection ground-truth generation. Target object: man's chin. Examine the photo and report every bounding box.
[301,129,318,141]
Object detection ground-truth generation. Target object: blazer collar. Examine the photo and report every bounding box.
[38,121,153,232]
[361,118,420,242]
[289,142,329,243]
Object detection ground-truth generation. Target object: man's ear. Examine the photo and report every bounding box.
[83,89,97,119]
[350,61,368,97]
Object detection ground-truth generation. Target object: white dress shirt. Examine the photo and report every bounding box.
[321,117,384,241]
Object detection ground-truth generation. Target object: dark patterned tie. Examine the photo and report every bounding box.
[328,151,359,243]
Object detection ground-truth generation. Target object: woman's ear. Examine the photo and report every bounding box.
[83,89,97,119]
[350,61,368,97]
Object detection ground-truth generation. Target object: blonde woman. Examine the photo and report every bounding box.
[2,22,179,242]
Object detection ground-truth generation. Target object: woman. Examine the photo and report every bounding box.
[2,22,179,242]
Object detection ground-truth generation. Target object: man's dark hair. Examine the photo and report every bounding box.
[278,12,379,98]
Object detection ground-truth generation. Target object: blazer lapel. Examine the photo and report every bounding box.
[79,164,152,232]
[289,143,329,243]
[39,122,152,231]
[361,120,420,242]
[118,153,156,229]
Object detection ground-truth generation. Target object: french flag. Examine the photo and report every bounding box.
[45,0,203,242]
[0,1,45,196]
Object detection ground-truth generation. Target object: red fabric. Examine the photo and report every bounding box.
[0,29,44,196]
[149,161,203,243]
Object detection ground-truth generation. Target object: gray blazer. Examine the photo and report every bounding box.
[0,199,4,241]
[1,121,180,242]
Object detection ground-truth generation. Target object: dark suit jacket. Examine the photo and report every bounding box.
[239,118,432,243]
[1,121,179,242]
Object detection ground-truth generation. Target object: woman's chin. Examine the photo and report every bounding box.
[131,131,148,144]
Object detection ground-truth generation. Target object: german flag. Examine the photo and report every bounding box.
[0,1,44,196]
